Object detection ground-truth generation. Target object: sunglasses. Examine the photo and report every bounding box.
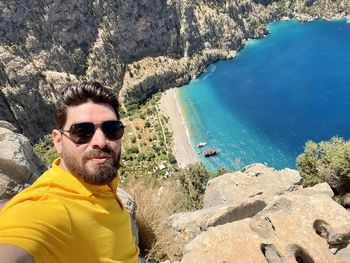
[60,120,125,144]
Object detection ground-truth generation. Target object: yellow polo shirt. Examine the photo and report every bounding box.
[0,158,139,263]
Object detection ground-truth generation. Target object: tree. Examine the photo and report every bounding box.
[175,163,212,210]
[297,137,350,194]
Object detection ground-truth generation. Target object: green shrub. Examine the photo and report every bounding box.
[126,146,139,155]
[297,137,350,189]
[33,136,57,166]
[175,163,212,210]
[168,153,177,164]
[159,154,168,161]
[154,124,161,132]
[145,151,156,161]
[137,153,146,162]
[126,103,140,113]
[119,107,127,117]
[213,167,230,177]
[146,108,154,115]
[139,113,146,119]
[144,121,151,128]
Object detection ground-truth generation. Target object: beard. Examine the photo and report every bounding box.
[62,146,121,185]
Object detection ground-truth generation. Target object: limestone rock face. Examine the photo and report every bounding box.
[117,187,139,245]
[204,163,303,208]
[1,0,349,142]
[169,198,267,255]
[0,121,46,199]
[167,164,350,262]
[181,186,350,263]
[0,120,17,132]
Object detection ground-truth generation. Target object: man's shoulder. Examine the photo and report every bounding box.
[22,166,71,197]
[2,169,57,205]
[0,193,72,234]
[1,166,71,225]
[0,188,72,263]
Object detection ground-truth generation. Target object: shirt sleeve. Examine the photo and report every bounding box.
[0,198,72,263]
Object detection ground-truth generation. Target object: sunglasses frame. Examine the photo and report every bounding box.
[59,120,125,144]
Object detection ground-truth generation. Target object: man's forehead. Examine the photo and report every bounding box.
[65,102,118,124]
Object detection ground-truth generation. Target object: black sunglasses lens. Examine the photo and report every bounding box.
[69,122,95,144]
[102,121,125,140]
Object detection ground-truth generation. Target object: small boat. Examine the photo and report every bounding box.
[203,148,217,157]
[197,142,207,148]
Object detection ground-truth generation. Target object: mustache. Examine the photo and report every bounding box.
[83,146,116,159]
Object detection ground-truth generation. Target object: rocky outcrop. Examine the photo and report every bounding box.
[0,121,46,200]
[1,0,349,142]
[168,164,350,262]
[182,190,350,263]
[204,163,303,207]
[117,187,139,245]
[169,198,268,253]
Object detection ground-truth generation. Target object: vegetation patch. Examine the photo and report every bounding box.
[33,134,57,165]
[297,136,350,194]
[120,92,178,183]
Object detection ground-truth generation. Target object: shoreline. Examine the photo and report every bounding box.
[159,88,197,168]
[157,18,350,170]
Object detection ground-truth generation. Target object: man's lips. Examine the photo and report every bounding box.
[88,155,112,163]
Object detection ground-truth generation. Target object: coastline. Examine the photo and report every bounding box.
[159,88,197,168]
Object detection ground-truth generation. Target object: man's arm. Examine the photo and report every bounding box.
[0,244,34,263]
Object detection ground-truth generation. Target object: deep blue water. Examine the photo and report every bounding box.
[177,19,350,171]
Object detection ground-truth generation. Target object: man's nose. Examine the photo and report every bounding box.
[90,128,107,148]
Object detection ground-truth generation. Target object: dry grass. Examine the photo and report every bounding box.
[125,178,186,262]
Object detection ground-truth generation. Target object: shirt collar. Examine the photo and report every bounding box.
[51,158,119,197]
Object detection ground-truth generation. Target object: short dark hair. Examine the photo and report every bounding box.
[54,82,120,129]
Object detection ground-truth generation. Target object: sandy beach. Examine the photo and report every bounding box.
[159,88,197,168]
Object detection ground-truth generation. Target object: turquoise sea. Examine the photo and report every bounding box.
[177,19,350,171]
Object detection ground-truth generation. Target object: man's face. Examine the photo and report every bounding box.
[52,101,121,185]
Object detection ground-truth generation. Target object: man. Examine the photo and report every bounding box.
[0,82,141,262]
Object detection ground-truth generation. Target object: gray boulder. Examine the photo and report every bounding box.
[182,185,350,263]
[0,121,46,200]
[169,198,267,255]
[168,164,350,262]
[204,163,303,208]
[168,164,305,260]
[117,187,139,245]
[0,121,18,132]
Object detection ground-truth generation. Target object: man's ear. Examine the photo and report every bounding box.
[52,129,62,155]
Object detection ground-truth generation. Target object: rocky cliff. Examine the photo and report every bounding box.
[168,164,350,262]
[0,0,349,142]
